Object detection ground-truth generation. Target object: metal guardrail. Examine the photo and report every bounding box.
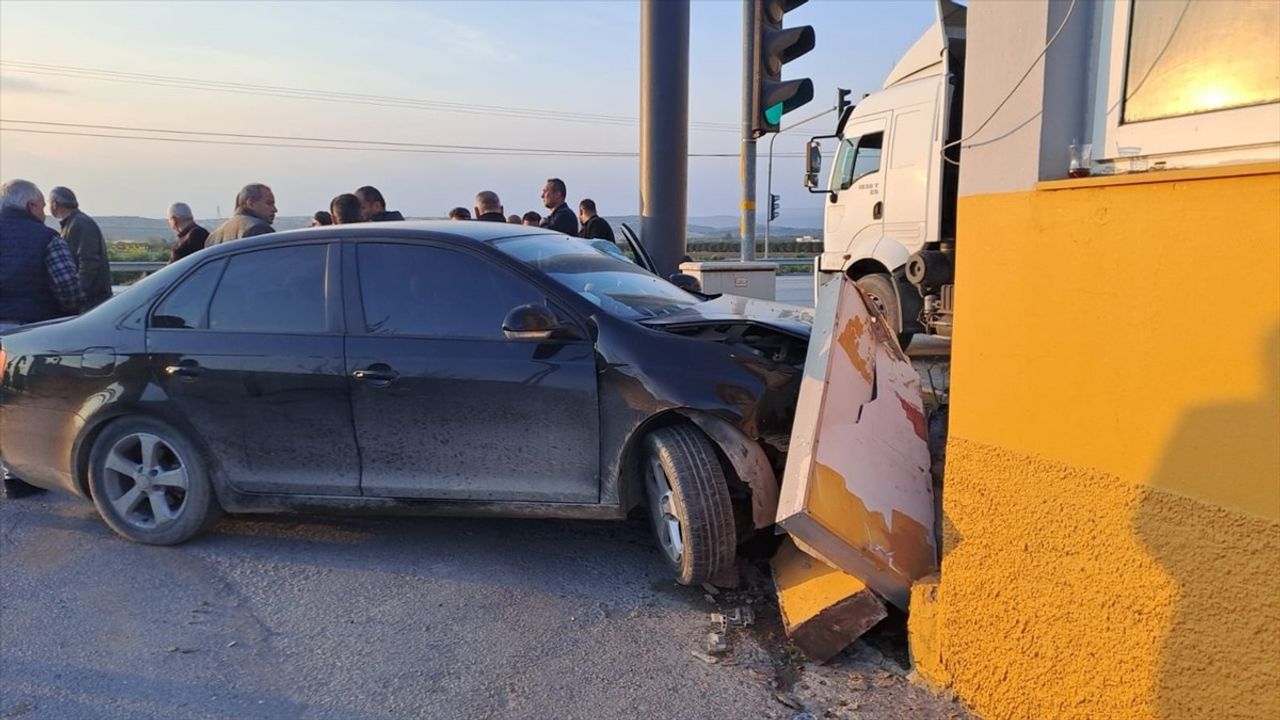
[767,257,817,267]
[109,261,167,272]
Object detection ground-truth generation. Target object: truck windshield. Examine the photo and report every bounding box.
[491,235,701,320]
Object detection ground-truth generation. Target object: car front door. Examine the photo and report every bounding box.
[147,242,361,495]
[343,240,600,503]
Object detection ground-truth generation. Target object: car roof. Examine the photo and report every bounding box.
[200,220,565,256]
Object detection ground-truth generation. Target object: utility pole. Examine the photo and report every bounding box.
[639,0,690,279]
[739,0,758,262]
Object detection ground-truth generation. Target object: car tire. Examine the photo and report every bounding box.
[643,425,736,586]
[856,272,914,350]
[88,416,222,545]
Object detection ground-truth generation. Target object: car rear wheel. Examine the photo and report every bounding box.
[88,417,221,545]
[643,425,736,586]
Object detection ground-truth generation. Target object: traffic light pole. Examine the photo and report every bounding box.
[740,0,757,262]
[764,104,836,258]
[640,0,690,279]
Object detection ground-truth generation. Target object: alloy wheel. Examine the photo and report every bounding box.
[100,432,190,530]
[646,456,685,566]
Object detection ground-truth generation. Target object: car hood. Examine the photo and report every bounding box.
[639,294,813,339]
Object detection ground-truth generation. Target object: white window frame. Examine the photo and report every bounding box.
[1090,0,1280,167]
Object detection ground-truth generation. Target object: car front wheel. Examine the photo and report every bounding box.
[643,425,736,586]
[88,417,222,545]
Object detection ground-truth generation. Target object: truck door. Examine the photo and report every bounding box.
[824,117,888,262]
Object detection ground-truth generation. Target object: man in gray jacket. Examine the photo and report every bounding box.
[48,186,112,309]
[207,183,276,245]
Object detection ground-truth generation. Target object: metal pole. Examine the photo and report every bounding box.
[640,0,690,280]
[763,106,835,261]
[765,131,779,259]
[740,0,757,262]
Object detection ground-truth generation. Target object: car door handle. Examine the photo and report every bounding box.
[164,363,203,379]
[873,201,883,220]
[352,366,399,386]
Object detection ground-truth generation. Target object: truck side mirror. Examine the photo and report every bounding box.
[804,139,822,189]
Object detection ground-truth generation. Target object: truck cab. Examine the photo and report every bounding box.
[805,0,965,344]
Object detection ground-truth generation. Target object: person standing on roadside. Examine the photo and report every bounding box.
[355,186,404,222]
[473,191,507,222]
[310,211,332,227]
[447,207,471,221]
[577,198,615,242]
[166,202,209,263]
[507,214,522,224]
[206,183,276,245]
[539,177,577,235]
[522,211,542,227]
[0,179,85,328]
[330,194,364,225]
[48,186,112,309]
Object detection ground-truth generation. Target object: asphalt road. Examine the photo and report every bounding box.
[0,492,968,720]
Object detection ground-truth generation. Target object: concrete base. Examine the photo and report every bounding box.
[679,261,778,300]
[772,536,888,662]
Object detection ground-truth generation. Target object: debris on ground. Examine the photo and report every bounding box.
[705,558,971,719]
[771,537,888,662]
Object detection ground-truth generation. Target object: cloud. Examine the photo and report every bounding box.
[0,74,67,95]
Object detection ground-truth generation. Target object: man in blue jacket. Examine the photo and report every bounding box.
[0,179,85,329]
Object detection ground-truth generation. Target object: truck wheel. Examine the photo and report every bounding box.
[856,273,914,350]
[88,416,222,545]
[643,426,736,586]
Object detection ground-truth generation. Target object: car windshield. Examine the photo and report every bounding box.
[491,235,701,320]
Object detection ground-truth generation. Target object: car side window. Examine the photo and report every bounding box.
[151,259,226,329]
[357,243,548,339]
[208,245,330,333]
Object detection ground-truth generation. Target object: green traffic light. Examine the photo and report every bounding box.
[765,103,783,126]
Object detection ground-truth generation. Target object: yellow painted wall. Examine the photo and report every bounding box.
[927,165,1280,719]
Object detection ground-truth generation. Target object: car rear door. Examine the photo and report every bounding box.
[147,242,361,495]
[343,239,600,503]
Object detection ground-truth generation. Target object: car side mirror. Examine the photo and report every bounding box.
[804,139,822,189]
[502,304,580,341]
[668,273,701,293]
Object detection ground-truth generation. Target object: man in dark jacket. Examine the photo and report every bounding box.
[356,186,405,222]
[49,186,112,309]
[539,177,578,235]
[0,179,85,327]
[167,202,209,263]
[330,194,364,224]
[473,191,507,222]
[577,198,615,242]
[207,183,276,245]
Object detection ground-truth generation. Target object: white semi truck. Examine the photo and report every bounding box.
[804,0,966,346]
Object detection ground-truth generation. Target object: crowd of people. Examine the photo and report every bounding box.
[0,176,616,329]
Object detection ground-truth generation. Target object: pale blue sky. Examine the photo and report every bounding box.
[0,0,936,219]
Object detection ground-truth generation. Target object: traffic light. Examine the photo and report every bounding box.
[769,193,780,221]
[751,0,815,137]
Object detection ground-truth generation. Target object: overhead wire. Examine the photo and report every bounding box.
[0,60,741,132]
[0,121,804,158]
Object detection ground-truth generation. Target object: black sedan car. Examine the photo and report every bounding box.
[0,222,810,585]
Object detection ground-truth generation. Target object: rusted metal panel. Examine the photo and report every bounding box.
[777,275,937,610]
